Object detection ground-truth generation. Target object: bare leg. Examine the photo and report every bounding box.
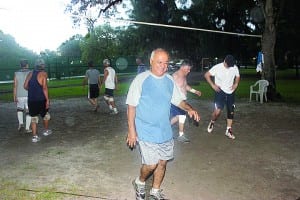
[178,122,184,133]
[152,160,167,189]
[170,116,178,125]
[88,98,96,106]
[211,108,221,121]
[43,119,49,130]
[139,164,157,182]
[31,122,37,136]
[227,118,233,128]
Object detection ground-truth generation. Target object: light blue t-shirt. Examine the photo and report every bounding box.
[126,71,183,143]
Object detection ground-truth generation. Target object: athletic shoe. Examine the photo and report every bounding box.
[110,110,118,115]
[18,124,24,131]
[43,129,52,136]
[207,121,214,133]
[225,128,235,139]
[132,180,145,200]
[177,135,190,143]
[25,129,32,134]
[93,105,99,112]
[149,189,167,200]
[32,136,40,143]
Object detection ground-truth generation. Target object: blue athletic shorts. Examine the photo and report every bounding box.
[170,104,186,118]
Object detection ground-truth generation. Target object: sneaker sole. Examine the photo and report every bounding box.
[225,134,235,140]
[132,180,146,200]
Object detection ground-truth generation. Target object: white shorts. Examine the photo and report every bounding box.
[138,140,174,165]
[16,97,29,111]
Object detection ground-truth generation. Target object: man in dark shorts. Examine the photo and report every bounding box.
[24,59,52,143]
[102,59,118,114]
[204,55,240,140]
[83,61,101,112]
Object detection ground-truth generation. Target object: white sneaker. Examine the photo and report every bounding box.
[225,128,235,139]
[207,121,214,133]
[25,129,32,134]
[110,110,118,115]
[149,189,166,200]
[18,124,24,131]
[32,136,41,143]
[43,129,52,136]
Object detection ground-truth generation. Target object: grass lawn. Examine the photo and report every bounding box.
[0,70,299,104]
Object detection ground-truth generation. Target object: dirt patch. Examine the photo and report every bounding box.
[0,96,300,200]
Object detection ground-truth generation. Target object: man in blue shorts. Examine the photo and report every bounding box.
[126,48,200,200]
[170,60,201,143]
[204,55,240,139]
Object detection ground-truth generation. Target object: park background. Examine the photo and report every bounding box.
[0,1,300,199]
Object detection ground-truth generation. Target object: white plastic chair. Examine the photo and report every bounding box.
[249,80,269,104]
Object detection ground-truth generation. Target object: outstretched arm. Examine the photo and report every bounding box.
[186,84,201,96]
[178,101,200,122]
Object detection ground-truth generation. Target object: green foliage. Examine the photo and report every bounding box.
[0,31,38,80]
[80,24,122,63]
[58,34,83,58]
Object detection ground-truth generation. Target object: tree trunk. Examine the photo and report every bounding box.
[261,0,278,100]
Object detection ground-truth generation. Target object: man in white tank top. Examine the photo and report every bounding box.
[102,59,118,114]
[13,59,32,133]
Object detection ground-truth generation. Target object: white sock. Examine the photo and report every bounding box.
[151,188,160,194]
[109,105,113,110]
[113,107,118,112]
[17,111,23,125]
[25,115,31,130]
[135,177,145,185]
[179,131,184,136]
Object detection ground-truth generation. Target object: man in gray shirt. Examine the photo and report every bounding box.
[83,61,101,112]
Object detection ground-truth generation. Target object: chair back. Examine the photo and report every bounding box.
[258,80,269,92]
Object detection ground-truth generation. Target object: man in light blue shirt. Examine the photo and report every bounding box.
[126,48,200,200]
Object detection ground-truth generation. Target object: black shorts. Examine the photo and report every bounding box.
[28,100,47,118]
[104,88,114,97]
[214,90,235,110]
[88,84,99,99]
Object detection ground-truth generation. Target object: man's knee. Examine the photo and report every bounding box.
[178,115,186,124]
[31,116,39,123]
[43,112,51,120]
[108,97,114,102]
[227,104,235,119]
[104,95,109,101]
